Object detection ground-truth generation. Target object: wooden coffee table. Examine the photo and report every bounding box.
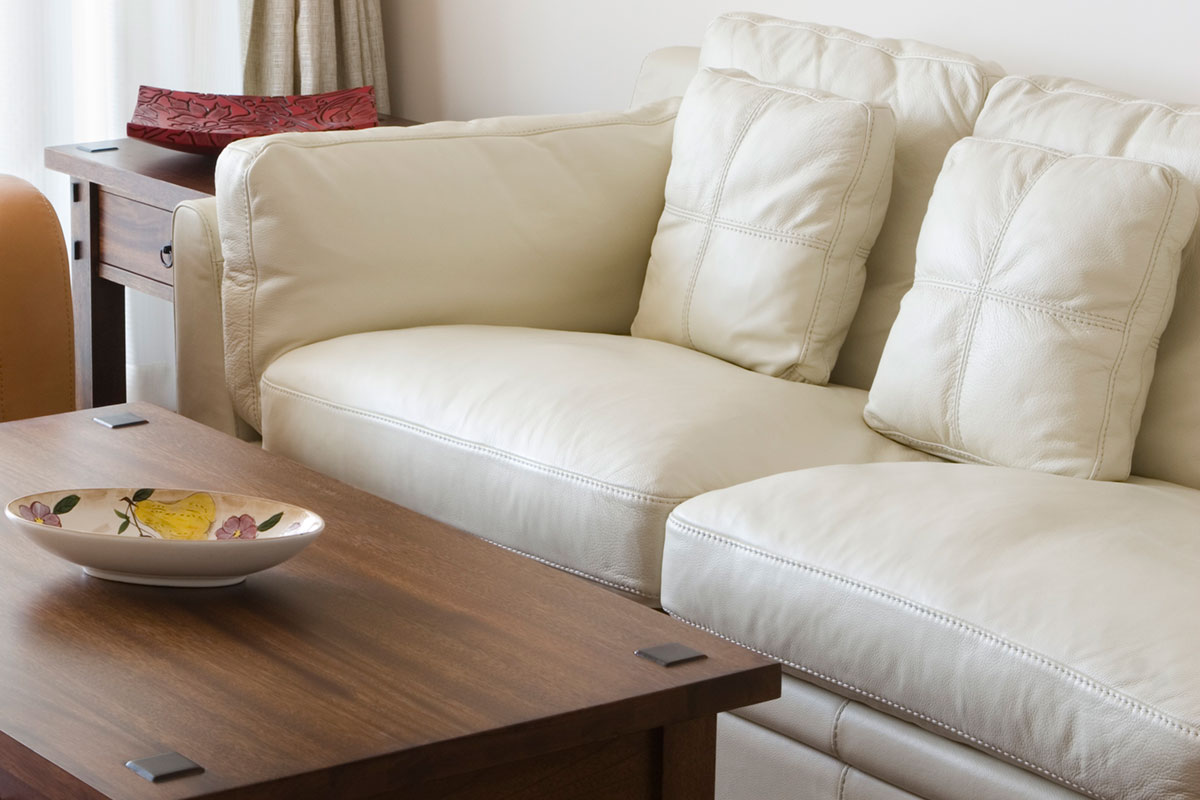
[0,404,779,799]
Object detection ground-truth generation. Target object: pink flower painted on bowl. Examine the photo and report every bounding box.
[19,501,61,527]
[216,514,258,540]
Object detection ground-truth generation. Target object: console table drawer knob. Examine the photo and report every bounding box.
[159,243,173,268]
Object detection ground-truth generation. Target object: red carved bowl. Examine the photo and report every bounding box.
[127,85,378,155]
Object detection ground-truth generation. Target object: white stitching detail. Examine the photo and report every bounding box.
[864,425,997,465]
[1006,76,1200,116]
[948,152,1062,447]
[679,88,773,347]
[796,101,875,375]
[474,534,656,600]
[230,111,680,157]
[830,699,851,759]
[1090,174,1180,479]
[836,763,850,799]
[663,203,833,250]
[914,276,1126,329]
[666,609,1107,800]
[259,378,690,505]
[665,517,1200,741]
[717,13,996,70]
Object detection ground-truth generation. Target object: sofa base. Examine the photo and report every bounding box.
[718,676,1086,800]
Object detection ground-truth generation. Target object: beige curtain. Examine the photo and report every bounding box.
[241,0,390,114]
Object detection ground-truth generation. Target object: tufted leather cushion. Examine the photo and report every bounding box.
[631,67,896,384]
[864,137,1197,480]
[661,462,1200,800]
[700,12,1004,390]
[973,76,1200,490]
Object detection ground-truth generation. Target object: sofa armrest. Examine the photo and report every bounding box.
[216,99,679,430]
[172,198,258,441]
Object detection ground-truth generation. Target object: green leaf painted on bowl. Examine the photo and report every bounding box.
[118,519,130,534]
[131,488,155,503]
[114,510,128,521]
[257,512,284,532]
[52,494,80,516]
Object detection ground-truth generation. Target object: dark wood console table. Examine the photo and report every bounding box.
[46,117,414,409]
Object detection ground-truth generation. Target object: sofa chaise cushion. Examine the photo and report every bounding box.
[258,325,935,601]
[632,67,896,384]
[700,12,1005,390]
[973,75,1200,491]
[865,137,1196,480]
[661,461,1200,800]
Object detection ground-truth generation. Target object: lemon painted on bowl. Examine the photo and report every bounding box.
[5,488,324,587]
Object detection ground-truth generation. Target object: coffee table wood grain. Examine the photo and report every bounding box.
[0,404,779,799]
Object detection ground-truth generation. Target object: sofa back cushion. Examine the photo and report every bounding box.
[632,68,897,383]
[974,76,1200,489]
[864,137,1196,480]
[699,12,1004,390]
[215,101,678,430]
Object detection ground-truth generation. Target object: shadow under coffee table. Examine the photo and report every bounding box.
[0,404,779,800]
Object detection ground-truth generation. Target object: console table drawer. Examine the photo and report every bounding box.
[96,190,174,291]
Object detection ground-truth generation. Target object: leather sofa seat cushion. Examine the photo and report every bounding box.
[661,462,1200,800]
[700,12,1004,390]
[973,76,1200,490]
[258,325,934,600]
[631,67,896,384]
[865,137,1197,480]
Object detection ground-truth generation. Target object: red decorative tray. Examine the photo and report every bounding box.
[127,85,378,155]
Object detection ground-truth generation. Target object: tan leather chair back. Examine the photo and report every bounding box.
[0,175,75,420]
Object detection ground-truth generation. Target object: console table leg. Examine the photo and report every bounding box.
[661,715,717,800]
[69,179,126,408]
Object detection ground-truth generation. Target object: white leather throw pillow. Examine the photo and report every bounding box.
[631,68,896,384]
[865,137,1198,480]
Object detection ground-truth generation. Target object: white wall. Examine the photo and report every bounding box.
[380,0,1200,122]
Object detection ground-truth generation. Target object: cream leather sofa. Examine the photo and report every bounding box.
[172,12,1200,800]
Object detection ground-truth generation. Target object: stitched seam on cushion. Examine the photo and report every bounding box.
[1090,173,1180,479]
[915,278,1127,331]
[234,148,263,426]
[718,14,995,70]
[830,698,851,759]
[1009,76,1200,115]
[235,113,681,155]
[680,90,773,347]
[714,69,884,111]
[663,203,833,249]
[977,136,1190,176]
[868,425,997,465]
[666,609,1107,800]
[848,128,894,271]
[949,154,1062,448]
[474,533,657,600]
[175,203,226,293]
[665,517,1200,741]
[259,378,690,505]
[795,103,875,377]
[836,764,849,799]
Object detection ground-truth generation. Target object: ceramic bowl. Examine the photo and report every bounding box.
[4,488,324,587]
[126,84,378,155]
